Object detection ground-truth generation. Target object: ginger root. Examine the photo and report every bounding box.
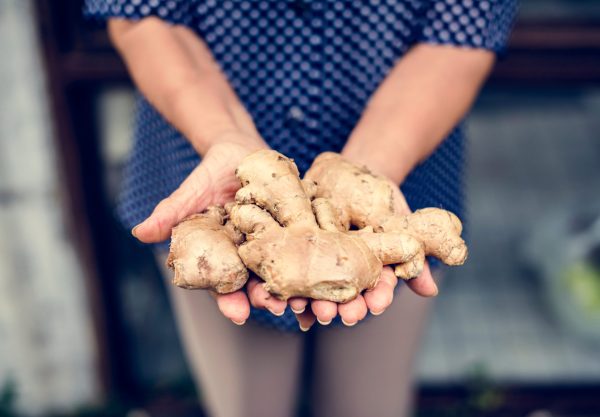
[305,152,468,279]
[167,206,248,292]
[229,150,421,302]
[167,150,468,302]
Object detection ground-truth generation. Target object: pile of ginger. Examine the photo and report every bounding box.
[167,150,467,303]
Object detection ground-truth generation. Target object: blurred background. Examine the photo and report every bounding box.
[1,0,600,416]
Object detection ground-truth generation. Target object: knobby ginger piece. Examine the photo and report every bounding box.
[229,150,421,302]
[167,206,248,293]
[305,152,468,279]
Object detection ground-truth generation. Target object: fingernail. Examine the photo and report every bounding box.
[299,324,311,332]
[131,224,141,238]
[317,318,332,326]
[232,319,246,326]
[431,283,439,297]
[342,318,357,327]
[267,307,285,317]
[291,307,305,314]
[370,309,384,316]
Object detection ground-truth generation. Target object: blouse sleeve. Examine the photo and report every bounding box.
[83,0,196,26]
[418,0,518,55]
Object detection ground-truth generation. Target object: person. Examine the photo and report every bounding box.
[85,1,516,416]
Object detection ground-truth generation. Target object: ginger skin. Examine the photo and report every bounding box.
[229,150,422,302]
[167,206,248,292]
[167,150,468,302]
[305,152,468,279]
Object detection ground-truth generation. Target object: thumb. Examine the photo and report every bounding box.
[132,167,211,243]
[405,261,439,297]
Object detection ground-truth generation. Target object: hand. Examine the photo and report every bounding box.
[294,181,438,331]
[133,134,283,325]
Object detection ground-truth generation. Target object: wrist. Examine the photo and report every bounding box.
[207,129,269,152]
[341,135,420,185]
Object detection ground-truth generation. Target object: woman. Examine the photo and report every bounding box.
[86,1,516,416]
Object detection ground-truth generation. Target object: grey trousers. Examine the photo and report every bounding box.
[157,252,433,417]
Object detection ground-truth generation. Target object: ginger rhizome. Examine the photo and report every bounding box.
[167,150,468,302]
[229,150,422,302]
[304,152,468,279]
[167,206,248,292]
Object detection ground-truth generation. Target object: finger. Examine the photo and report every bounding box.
[133,167,211,243]
[363,267,397,315]
[338,294,368,326]
[288,297,309,314]
[247,278,287,316]
[405,261,438,297]
[295,308,317,332]
[311,300,338,325]
[213,290,251,325]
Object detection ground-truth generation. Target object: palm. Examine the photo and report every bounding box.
[191,142,255,207]
[133,140,261,243]
[132,138,266,325]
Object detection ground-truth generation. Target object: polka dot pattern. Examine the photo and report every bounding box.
[85,0,514,331]
[419,0,517,53]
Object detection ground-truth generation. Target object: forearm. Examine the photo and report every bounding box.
[108,17,266,155]
[342,44,495,184]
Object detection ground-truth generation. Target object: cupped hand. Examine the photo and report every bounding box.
[132,134,272,325]
[295,183,438,331]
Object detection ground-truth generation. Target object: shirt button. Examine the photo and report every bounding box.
[288,106,305,122]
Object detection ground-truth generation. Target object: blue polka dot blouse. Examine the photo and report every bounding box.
[85,0,516,331]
